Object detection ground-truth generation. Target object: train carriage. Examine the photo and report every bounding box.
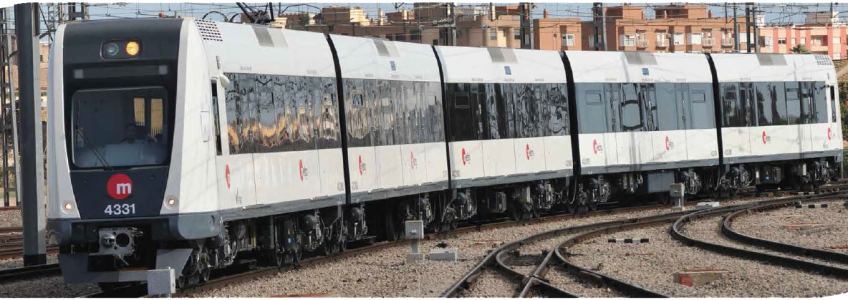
[565,51,720,208]
[435,46,573,218]
[711,53,842,190]
[328,35,448,234]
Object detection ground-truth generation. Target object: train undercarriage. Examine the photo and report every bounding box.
[87,156,840,290]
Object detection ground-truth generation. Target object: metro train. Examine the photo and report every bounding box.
[46,18,842,289]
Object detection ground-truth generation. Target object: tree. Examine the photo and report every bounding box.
[791,44,810,54]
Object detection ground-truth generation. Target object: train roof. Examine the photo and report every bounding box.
[710,53,837,85]
[565,51,713,84]
[196,20,336,78]
[330,34,440,82]
[435,46,567,84]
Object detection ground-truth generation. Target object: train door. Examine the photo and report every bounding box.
[674,83,690,161]
[739,83,756,160]
[828,84,839,150]
[603,83,620,166]
[799,82,815,152]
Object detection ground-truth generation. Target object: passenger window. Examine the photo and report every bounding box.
[620,83,644,131]
[654,83,678,131]
[785,82,802,125]
[576,83,606,134]
[721,83,740,127]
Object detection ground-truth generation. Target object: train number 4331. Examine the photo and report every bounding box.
[104,203,136,216]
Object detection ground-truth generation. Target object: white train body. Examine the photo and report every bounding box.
[712,53,841,187]
[44,18,841,287]
[435,46,574,188]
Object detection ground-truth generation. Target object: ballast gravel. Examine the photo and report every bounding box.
[0,210,21,228]
[732,202,848,255]
[568,221,848,297]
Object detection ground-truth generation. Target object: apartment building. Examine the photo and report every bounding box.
[534,4,752,53]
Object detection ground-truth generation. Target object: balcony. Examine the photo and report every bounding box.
[636,39,648,48]
[702,38,715,47]
[721,38,735,47]
[656,38,669,47]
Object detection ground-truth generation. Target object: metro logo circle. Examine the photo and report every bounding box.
[107,174,133,200]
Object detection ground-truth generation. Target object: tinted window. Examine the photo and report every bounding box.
[754,82,772,126]
[71,87,169,168]
[576,83,607,134]
[621,83,644,131]
[721,83,741,127]
[770,82,788,126]
[813,81,828,123]
[604,83,621,132]
[800,82,815,124]
[686,83,715,130]
[546,83,569,136]
[785,82,802,125]
[655,83,679,130]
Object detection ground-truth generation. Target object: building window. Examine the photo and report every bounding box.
[563,33,575,46]
[514,28,521,40]
[778,38,786,45]
[622,34,635,46]
[490,28,497,41]
[674,32,685,45]
[834,37,841,45]
[764,36,773,49]
[791,38,796,45]
[689,33,702,45]
[801,37,807,45]
[835,52,842,60]
[588,37,595,48]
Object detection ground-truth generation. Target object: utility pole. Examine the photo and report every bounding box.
[745,3,751,53]
[592,2,607,51]
[449,3,456,46]
[518,2,533,49]
[67,2,89,21]
[14,3,47,266]
[733,3,740,52]
[0,8,20,209]
[752,2,758,53]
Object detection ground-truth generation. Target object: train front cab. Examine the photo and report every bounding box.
[46,19,221,286]
[710,53,843,192]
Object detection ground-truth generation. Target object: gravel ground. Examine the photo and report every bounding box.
[461,270,515,298]
[732,201,848,255]
[0,255,58,270]
[0,255,98,298]
[0,275,99,298]
[188,203,693,298]
[0,210,21,228]
[569,222,848,297]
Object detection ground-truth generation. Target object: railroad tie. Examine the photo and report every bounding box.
[795,203,829,209]
[608,238,649,244]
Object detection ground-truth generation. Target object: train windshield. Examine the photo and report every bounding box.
[71,87,170,169]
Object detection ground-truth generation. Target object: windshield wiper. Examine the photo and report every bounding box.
[75,127,113,171]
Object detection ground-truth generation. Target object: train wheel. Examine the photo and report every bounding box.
[588,199,598,211]
[199,250,211,282]
[507,200,522,221]
[383,212,400,241]
[565,199,577,214]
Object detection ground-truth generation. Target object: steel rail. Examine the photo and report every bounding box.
[0,263,60,283]
[670,192,848,280]
[722,200,848,265]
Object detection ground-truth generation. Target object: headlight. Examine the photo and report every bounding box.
[104,42,120,57]
[125,41,140,56]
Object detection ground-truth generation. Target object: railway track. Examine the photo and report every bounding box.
[671,194,848,279]
[0,263,61,283]
[69,183,848,297]
[78,199,667,297]
[443,187,848,298]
